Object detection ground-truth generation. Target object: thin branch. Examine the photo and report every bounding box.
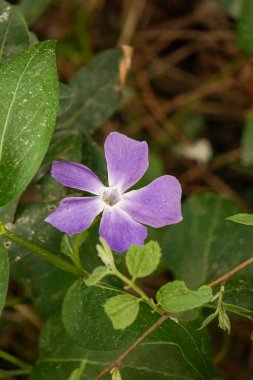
[94,312,170,380]
[208,257,253,288]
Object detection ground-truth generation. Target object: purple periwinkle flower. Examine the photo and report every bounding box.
[45,132,182,252]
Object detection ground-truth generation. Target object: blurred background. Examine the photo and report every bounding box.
[2,0,253,379]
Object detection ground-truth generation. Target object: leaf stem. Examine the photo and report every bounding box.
[112,268,162,313]
[0,349,32,371]
[208,257,253,287]
[94,312,170,380]
[0,226,85,278]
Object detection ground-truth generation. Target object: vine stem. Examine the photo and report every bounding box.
[208,256,253,288]
[0,226,86,278]
[95,255,253,379]
[94,312,170,380]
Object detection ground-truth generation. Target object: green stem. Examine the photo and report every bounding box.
[112,268,162,313]
[73,233,86,273]
[0,369,31,378]
[0,227,85,278]
[0,350,32,370]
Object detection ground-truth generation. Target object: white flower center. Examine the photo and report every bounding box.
[101,187,122,206]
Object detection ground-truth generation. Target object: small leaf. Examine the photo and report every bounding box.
[223,303,253,320]
[226,213,253,225]
[97,237,115,269]
[0,241,9,315]
[218,310,231,334]
[198,312,217,330]
[111,367,122,380]
[104,294,140,330]
[85,266,110,286]
[61,232,87,258]
[67,360,87,380]
[157,281,212,313]
[126,241,161,280]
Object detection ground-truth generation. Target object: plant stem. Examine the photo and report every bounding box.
[0,369,31,377]
[208,257,253,287]
[0,350,32,370]
[0,227,85,277]
[112,268,162,313]
[94,312,170,380]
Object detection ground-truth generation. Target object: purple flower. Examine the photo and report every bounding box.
[45,132,182,252]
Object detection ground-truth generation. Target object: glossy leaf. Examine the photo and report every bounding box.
[126,241,161,280]
[0,41,58,206]
[58,48,123,134]
[0,241,9,315]
[7,202,74,319]
[0,1,30,63]
[104,294,140,330]
[157,281,212,313]
[226,213,253,225]
[162,192,253,288]
[62,281,213,379]
[31,314,212,380]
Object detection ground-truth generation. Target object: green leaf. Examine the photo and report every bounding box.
[226,213,253,225]
[67,360,87,380]
[242,114,253,165]
[20,0,51,25]
[223,276,253,319]
[0,1,30,63]
[7,202,74,319]
[157,281,212,313]
[58,48,123,134]
[61,281,213,379]
[32,314,213,380]
[0,198,19,223]
[162,192,253,288]
[0,241,9,315]
[0,41,58,206]
[236,0,253,53]
[126,241,161,280]
[104,294,140,330]
[61,232,87,259]
[85,266,110,286]
[58,82,76,117]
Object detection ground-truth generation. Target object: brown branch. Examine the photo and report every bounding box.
[208,257,253,288]
[94,312,170,380]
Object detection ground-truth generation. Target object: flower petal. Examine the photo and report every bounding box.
[104,132,148,192]
[52,161,105,195]
[45,197,104,235]
[119,175,182,227]
[99,206,147,253]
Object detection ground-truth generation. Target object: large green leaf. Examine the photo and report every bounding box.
[58,48,123,134]
[0,1,30,63]
[6,202,74,319]
[61,280,213,379]
[31,314,212,380]
[0,41,58,206]
[161,192,253,288]
[0,241,9,315]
